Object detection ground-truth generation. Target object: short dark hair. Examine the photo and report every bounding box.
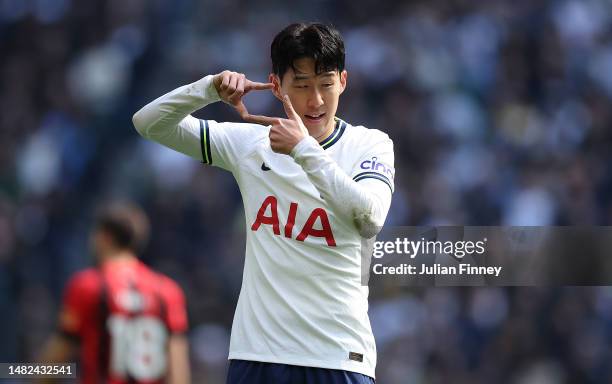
[271,22,345,79]
[95,202,150,253]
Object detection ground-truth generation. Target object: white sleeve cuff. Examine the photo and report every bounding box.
[290,135,320,160]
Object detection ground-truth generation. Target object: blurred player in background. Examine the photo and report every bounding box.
[133,22,394,384]
[39,203,190,384]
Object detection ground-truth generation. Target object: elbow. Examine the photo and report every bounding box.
[131,109,149,138]
[354,213,385,239]
[353,193,388,238]
[357,222,383,239]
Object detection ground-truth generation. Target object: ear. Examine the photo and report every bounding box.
[339,70,347,95]
[269,73,284,101]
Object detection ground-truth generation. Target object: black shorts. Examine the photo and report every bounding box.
[226,359,375,384]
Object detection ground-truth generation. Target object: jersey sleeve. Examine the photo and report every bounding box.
[59,270,101,338]
[350,131,395,194]
[199,120,266,172]
[290,128,395,238]
[132,74,266,174]
[160,277,188,334]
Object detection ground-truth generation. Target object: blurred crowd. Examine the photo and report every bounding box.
[1,0,611,383]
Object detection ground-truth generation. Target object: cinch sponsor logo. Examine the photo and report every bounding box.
[360,157,394,179]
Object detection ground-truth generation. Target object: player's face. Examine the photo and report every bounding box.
[272,57,347,137]
[90,228,112,262]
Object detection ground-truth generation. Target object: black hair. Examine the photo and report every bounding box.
[271,22,345,80]
[95,202,150,253]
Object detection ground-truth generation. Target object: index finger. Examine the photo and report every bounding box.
[241,113,279,126]
[245,80,275,91]
[234,101,278,126]
[282,94,299,121]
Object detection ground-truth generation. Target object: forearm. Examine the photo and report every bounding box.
[132,75,219,158]
[133,75,219,136]
[38,333,75,363]
[291,136,392,238]
[167,335,190,384]
[37,334,76,384]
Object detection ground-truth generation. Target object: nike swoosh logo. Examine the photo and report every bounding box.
[261,162,271,171]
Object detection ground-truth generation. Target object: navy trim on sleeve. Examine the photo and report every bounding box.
[353,171,394,193]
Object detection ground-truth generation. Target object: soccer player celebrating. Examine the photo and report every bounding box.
[40,203,190,384]
[133,22,394,384]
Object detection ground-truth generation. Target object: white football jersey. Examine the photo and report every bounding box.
[133,75,395,379]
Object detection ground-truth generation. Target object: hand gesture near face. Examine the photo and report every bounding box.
[213,71,275,122]
[214,71,309,155]
[241,94,309,155]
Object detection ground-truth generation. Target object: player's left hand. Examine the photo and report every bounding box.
[243,95,308,155]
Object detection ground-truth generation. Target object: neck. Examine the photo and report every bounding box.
[99,249,137,264]
[313,118,336,143]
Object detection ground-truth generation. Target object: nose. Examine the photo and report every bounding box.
[307,89,324,109]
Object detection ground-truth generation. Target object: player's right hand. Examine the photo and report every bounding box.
[213,71,274,122]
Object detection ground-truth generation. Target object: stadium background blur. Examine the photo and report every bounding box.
[1,0,612,383]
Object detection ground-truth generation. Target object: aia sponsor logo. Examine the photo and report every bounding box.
[251,195,336,246]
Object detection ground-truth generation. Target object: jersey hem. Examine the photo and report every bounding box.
[228,351,376,379]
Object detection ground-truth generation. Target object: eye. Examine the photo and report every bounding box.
[294,84,308,89]
[323,83,333,87]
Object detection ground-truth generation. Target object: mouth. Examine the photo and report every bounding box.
[304,112,326,123]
